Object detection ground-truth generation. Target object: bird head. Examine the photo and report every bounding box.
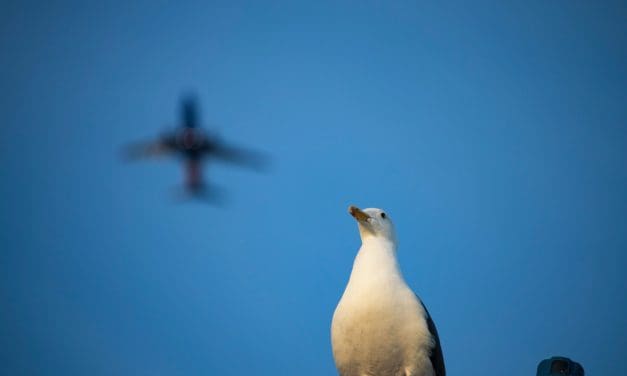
[348,205,397,243]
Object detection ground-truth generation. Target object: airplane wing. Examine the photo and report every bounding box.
[122,135,178,161]
[209,141,270,171]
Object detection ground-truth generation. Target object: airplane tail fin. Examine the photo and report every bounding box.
[181,94,199,128]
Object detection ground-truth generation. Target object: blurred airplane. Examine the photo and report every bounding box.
[123,95,269,200]
[536,356,584,376]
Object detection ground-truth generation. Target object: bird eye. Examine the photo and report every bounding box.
[380,212,386,219]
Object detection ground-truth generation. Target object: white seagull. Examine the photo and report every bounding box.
[331,206,445,376]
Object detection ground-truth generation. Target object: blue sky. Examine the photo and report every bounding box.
[1,1,626,375]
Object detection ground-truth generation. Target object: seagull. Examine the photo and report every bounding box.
[331,206,445,376]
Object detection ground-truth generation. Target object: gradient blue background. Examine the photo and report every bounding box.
[1,1,626,375]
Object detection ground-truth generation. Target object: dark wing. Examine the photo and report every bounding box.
[122,134,178,161]
[209,141,270,171]
[420,299,446,376]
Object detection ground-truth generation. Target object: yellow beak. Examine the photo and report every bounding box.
[348,205,370,222]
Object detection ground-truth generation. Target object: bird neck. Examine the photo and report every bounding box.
[348,237,404,288]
